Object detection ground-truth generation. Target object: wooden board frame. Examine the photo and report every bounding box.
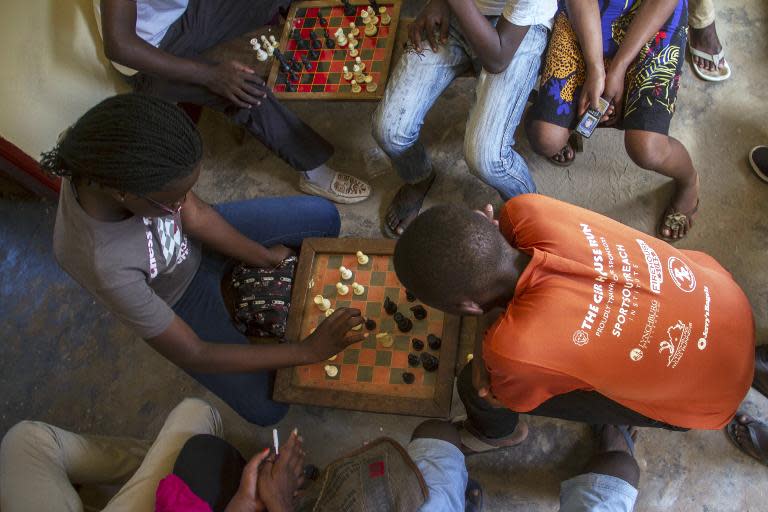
[266,0,402,100]
[274,238,460,417]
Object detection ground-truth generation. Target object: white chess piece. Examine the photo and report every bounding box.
[339,266,353,280]
[336,282,350,295]
[324,307,335,317]
[253,42,268,62]
[269,35,278,48]
[356,251,369,265]
[352,282,365,295]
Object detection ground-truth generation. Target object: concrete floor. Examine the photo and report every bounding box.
[2,0,768,510]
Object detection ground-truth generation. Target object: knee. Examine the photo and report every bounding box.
[624,130,666,170]
[170,398,222,436]
[463,138,494,180]
[1,421,57,459]
[525,119,569,157]
[241,402,289,427]
[371,102,415,155]
[412,420,461,449]
[304,197,341,237]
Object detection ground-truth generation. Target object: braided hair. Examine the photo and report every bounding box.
[40,94,202,195]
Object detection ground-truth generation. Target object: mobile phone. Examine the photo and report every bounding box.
[575,97,611,138]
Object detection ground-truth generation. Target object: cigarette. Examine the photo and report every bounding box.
[273,428,279,455]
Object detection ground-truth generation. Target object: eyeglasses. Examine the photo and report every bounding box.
[138,193,187,216]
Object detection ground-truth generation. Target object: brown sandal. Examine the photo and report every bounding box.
[657,199,699,242]
[726,413,768,467]
[548,132,584,167]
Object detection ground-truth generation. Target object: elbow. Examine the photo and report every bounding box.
[102,37,128,63]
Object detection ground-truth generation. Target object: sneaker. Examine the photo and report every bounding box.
[299,172,371,204]
[749,146,768,183]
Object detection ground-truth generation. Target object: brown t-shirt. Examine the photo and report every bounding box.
[53,180,201,338]
[484,195,754,430]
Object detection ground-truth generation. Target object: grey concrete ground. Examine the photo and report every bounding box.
[2,0,768,510]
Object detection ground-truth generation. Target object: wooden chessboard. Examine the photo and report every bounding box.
[266,0,401,100]
[273,238,460,417]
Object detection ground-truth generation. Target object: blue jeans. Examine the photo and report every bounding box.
[372,19,547,200]
[172,196,341,425]
[409,438,468,512]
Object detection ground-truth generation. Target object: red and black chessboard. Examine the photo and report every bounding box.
[274,238,460,417]
[266,0,401,100]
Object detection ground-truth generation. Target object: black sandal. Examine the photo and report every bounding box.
[548,132,583,167]
[465,478,483,512]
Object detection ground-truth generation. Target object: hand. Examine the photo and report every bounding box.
[204,60,267,109]
[473,204,499,227]
[305,308,365,361]
[224,448,270,512]
[601,62,627,126]
[471,360,505,408]
[408,0,451,52]
[267,245,295,267]
[577,67,606,118]
[258,430,306,512]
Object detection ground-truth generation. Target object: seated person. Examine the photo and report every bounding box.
[394,195,754,451]
[525,0,699,241]
[43,94,364,426]
[371,0,557,236]
[96,0,371,204]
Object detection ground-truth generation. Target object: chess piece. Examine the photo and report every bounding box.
[325,307,335,317]
[289,70,299,82]
[260,35,275,56]
[352,282,365,295]
[308,48,320,60]
[348,35,358,50]
[383,296,397,315]
[368,6,380,25]
[352,64,364,82]
[355,56,366,72]
[301,55,313,71]
[360,10,370,26]
[351,79,362,93]
[291,58,302,73]
[365,75,377,93]
[365,318,377,330]
[314,295,331,311]
[410,305,427,320]
[356,250,369,264]
[376,332,394,348]
[349,46,359,58]
[364,19,378,36]
[325,34,335,49]
[402,372,415,384]
[342,66,353,81]
[310,31,322,50]
[324,365,339,377]
[334,28,348,47]
[252,42,269,62]
[342,0,356,16]
[379,6,391,25]
[339,266,353,280]
[349,22,360,38]
[336,282,350,295]
[269,35,278,48]
[318,12,328,26]
[285,81,296,92]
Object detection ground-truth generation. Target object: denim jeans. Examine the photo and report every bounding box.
[372,19,548,200]
[172,196,341,425]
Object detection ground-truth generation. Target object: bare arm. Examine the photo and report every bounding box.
[181,192,289,268]
[100,0,266,108]
[443,0,529,74]
[565,0,606,115]
[611,0,678,70]
[147,308,364,374]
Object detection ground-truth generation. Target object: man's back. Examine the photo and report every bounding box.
[484,194,754,429]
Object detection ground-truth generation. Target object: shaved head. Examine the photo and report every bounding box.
[394,205,510,308]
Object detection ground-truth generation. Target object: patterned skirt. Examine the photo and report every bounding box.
[529,0,688,135]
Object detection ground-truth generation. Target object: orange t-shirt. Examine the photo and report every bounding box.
[484,195,754,430]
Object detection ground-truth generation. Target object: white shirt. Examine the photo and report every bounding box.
[474,0,557,30]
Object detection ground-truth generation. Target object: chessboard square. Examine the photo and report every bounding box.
[371,271,386,286]
[379,317,395,332]
[338,84,351,92]
[350,289,368,301]
[389,367,405,385]
[385,287,401,301]
[301,29,313,39]
[327,254,343,268]
[379,25,390,37]
[371,61,383,73]
[341,364,357,382]
[376,38,388,49]
[336,300,351,308]
[296,8,307,17]
[372,366,389,384]
[365,302,381,317]
[362,38,376,49]
[304,17,317,28]
[388,258,395,271]
[358,348,376,365]
[367,287,384,303]
[394,336,410,351]
[317,61,331,72]
[329,61,344,72]
[423,371,437,386]
[298,84,312,92]
[386,273,401,287]
[327,72,341,83]
[356,365,373,382]
[375,350,392,366]
[392,351,408,367]
[311,85,325,92]
[330,16,343,26]
[354,269,371,283]
[363,49,374,60]
[324,84,338,92]
[323,284,336,297]
[334,50,347,59]
[371,72,381,83]
[320,50,334,60]
[275,84,286,92]
[306,7,319,17]
[374,47,387,59]
[361,336,377,349]
[301,74,314,84]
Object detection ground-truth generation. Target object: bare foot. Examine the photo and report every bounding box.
[659,175,700,240]
[383,174,435,237]
[690,22,724,72]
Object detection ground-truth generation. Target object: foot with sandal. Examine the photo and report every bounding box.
[383,173,436,237]
[727,345,768,467]
[688,0,731,82]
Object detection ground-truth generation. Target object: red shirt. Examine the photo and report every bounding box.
[484,195,754,429]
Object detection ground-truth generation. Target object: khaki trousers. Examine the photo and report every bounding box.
[689,0,716,29]
[0,399,221,512]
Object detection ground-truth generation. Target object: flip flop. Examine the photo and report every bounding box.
[752,345,768,399]
[465,478,484,512]
[726,414,768,467]
[591,424,636,457]
[382,174,435,239]
[548,132,584,168]
[689,45,731,82]
[452,415,529,455]
[657,199,699,242]
[749,146,768,183]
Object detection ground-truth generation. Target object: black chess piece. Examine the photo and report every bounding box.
[411,338,424,351]
[365,318,377,330]
[298,39,310,51]
[325,37,335,49]
[408,353,420,367]
[402,372,415,384]
[396,318,413,333]
[285,81,296,92]
[310,31,322,49]
[292,29,302,40]
[427,334,442,350]
[406,290,416,302]
[300,55,313,71]
[420,352,439,372]
[342,0,356,17]
[318,12,328,26]
[383,296,397,315]
[308,48,320,60]
[369,0,380,12]
[289,71,299,82]
[410,305,427,320]
[291,58,303,73]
